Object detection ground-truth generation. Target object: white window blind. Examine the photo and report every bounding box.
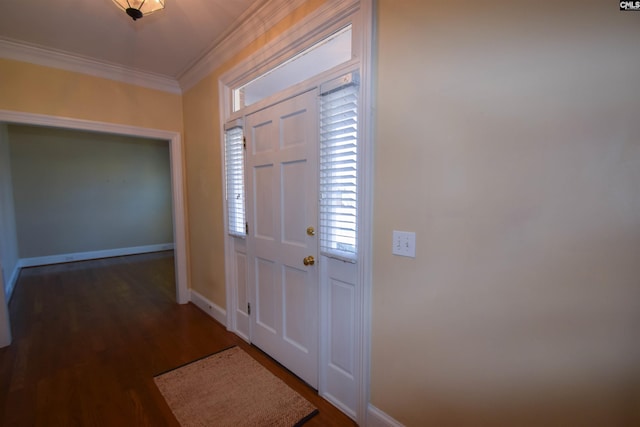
[224,122,246,237]
[319,73,359,261]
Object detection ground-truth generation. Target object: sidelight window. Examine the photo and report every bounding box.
[224,120,246,237]
[319,72,359,261]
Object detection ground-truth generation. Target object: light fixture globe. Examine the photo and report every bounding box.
[112,0,165,21]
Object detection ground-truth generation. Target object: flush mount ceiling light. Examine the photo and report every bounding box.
[112,0,165,21]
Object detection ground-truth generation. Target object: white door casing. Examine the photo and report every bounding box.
[245,90,319,388]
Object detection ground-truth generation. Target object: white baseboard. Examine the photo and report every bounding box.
[367,404,404,427]
[190,289,227,326]
[6,263,20,302]
[18,243,175,268]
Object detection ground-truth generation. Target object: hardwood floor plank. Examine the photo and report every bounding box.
[0,251,356,426]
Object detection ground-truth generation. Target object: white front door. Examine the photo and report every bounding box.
[245,90,319,388]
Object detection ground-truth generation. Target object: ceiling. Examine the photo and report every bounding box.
[0,0,260,79]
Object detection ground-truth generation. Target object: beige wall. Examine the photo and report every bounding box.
[0,59,183,133]
[372,0,640,426]
[182,74,227,306]
[8,125,173,258]
[181,0,326,306]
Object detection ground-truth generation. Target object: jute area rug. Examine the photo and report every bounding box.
[154,346,319,427]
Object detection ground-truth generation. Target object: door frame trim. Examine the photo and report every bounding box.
[0,109,190,305]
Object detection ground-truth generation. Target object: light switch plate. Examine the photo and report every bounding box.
[392,230,416,258]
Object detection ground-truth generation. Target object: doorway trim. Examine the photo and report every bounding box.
[0,109,189,305]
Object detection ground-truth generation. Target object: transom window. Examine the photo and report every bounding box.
[232,25,352,112]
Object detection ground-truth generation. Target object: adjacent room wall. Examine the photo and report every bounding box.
[372,0,640,426]
[8,125,173,259]
[0,123,19,299]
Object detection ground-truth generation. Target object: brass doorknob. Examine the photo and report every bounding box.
[303,256,315,266]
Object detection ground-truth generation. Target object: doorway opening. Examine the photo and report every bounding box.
[0,110,189,348]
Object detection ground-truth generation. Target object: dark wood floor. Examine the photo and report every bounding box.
[0,251,357,426]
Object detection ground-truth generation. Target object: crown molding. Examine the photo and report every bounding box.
[177,0,309,92]
[0,37,182,94]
